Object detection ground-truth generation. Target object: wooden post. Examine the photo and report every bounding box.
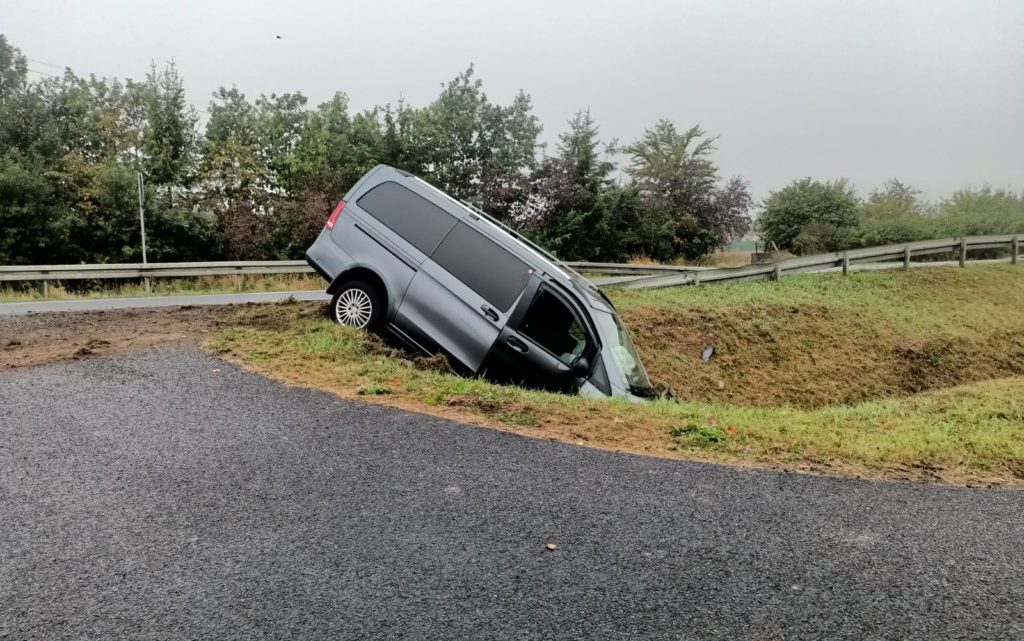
[772,264,781,281]
[959,237,967,267]
[903,245,911,271]
[1013,235,1019,265]
[842,253,850,276]
[42,280,48,299]
[234,273,242,292]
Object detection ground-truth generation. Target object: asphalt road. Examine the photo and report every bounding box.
[0,290,329,316]
[1,347,1022,640]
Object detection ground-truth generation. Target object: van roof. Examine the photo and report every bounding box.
[372,165,615,314]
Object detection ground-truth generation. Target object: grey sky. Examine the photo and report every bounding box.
[4,0,1022,201]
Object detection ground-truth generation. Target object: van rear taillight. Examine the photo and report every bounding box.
[325,200,346,230]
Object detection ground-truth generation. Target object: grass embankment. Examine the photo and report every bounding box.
[209,266,1024,486]
[0,274,322,302]
[618,265,1024,407]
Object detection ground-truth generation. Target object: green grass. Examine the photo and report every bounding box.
[611,264,1022,332]
[613,266,1024,407]
[209,286,1024,486]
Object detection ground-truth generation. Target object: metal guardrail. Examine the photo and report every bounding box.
[619,234,1020,289]
[0,260,313,281]
[0,235,1018,295]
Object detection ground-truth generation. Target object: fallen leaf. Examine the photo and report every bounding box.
[545,543,557,551]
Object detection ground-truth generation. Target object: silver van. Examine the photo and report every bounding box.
[305,165,655,400]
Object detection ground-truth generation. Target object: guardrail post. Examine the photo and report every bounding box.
[959,237,967,268]
[1013,235,1019,265]
[842,253,849,276]
[235,274,242,292]
[42,280,48,299]
[772,264,781,281]
[903,245,911,271]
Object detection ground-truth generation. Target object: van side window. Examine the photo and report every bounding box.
[431,222,532,312]
[520,290,589,364]
[356,181,457,255]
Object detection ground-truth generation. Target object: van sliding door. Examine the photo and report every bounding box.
[395,222,533,373]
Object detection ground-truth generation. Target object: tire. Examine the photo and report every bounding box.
[329,281,383,330]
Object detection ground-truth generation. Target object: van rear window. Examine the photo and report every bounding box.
[432,222,532,311]
[356,181,457,255]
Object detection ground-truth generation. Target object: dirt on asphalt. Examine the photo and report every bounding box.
[0,306,234,370]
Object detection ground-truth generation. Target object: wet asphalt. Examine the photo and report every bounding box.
[0,346,1021,640]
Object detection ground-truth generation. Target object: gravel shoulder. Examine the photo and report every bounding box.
[1,346,1022,640]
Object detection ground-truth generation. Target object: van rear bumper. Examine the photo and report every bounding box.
[305,251,332,282]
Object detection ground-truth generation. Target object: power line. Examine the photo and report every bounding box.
[27,57,65,70]
[27,68,60,78]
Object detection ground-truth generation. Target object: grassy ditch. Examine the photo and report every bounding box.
[618,265,1024,407]
[208,265,1024,487]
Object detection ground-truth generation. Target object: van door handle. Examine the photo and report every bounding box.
[506,336,528,353]
[480,305,499,322]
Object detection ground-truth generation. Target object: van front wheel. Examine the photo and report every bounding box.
[330,281,383,330]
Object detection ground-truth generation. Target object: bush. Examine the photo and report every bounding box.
[932,187,1024,237]
[758,178,860,254]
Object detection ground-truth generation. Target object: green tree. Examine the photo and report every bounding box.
[254,92,308,194]
[293,93,384,196]
[413,66,540,218]
[202,87,264,201]
[520,109,619,260]
[758,178,860,254]
[858,179,934,246]
[0,35,27,101]
[0,153,61,264]
[141,62,199,199]
[933,187,1024,236]
[623,120,751,260]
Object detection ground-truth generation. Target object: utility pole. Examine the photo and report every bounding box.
[137,171,150,294]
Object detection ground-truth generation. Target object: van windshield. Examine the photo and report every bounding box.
[592,311,653,392]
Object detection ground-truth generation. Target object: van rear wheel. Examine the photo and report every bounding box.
[330,281,383,330]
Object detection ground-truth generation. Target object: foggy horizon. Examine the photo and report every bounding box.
[4,0,1021,202]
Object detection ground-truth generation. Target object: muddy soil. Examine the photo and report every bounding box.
[0,307,234,370]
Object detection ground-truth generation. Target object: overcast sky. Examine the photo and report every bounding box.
[3,0,1022,200]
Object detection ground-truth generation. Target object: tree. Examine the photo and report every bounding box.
[254,92,308,194]
[202,87,264,203]
[293,93,384,196]
[858,179,934,246]
[758,178,860,254]
[622,120,752,260]
[518,109,619,260]
[141,62,199,199]
[411,66,540,218]
[0,35,27,102]
[933,187,1024,236]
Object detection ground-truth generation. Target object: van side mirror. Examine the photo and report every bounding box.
[571,356,591,376]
